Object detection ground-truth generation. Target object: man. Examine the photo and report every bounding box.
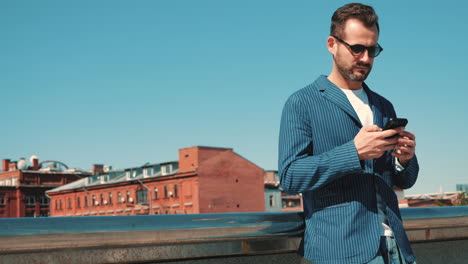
[278,3,418,264]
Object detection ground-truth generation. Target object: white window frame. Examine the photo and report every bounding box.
[143,168,153,178]
[26,195,36,206]
[161,164,172,175]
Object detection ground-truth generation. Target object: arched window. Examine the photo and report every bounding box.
[126,191,131,202]
[154,187,158,200]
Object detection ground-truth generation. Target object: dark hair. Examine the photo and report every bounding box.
[330,3,379,38]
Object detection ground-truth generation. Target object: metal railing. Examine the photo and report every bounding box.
[0,207,467,264]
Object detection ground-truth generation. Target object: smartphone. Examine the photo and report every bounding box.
[383,118,408,130]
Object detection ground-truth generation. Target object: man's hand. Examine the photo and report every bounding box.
[391,131,416,167]
[354,125,401,160]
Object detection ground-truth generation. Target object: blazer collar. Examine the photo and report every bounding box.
[315,75,383,128]
[316,75,361,126]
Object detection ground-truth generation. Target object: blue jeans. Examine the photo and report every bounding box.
[367,236,416,264]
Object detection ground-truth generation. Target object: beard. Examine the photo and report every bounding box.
[335,56,373,82]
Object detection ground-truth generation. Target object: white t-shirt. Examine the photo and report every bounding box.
[341,87,393,237]
[341,88,373,127]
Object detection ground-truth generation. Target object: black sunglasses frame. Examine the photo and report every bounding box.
[332,36,383,58]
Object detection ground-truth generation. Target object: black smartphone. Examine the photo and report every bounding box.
[383,118,408,130]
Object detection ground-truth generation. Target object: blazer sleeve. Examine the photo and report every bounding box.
[278,93,363,194]
[394,155,419,189]
[384,99,419,190]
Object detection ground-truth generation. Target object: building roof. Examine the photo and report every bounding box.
[180,146,233,151]
[47,161,179,194]
[405,191,461,200]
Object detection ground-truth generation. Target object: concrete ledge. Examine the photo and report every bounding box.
[0,236,302,264]
[401,207,468,242]
[0,207,467,263]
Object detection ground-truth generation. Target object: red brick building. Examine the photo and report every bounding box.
[47,146,265,216]
[0,158,90,218]
[402,191,463,207]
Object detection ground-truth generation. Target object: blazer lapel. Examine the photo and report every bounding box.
[363,83,384,128]
[319,79,362,127]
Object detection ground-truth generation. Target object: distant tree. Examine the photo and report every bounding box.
[450,191,468,206]
[458,192,468,206]
[435,199,446,207]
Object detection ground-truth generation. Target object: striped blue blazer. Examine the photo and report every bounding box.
[278,75,419,264]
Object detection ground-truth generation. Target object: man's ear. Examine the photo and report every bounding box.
[327,36,336,56]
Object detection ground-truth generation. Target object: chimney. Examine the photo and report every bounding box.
[32,158,39,170]
[92,164,104,175]
[2,159,10,172]
[9,162,17,171]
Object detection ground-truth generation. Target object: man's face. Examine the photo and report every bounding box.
[333,18,379,82]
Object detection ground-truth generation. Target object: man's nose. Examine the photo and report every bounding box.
[359,49,373,63]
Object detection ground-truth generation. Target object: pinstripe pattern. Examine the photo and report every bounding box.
[279,75,419,264]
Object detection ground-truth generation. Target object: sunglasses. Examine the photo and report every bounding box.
[332,36,383,58]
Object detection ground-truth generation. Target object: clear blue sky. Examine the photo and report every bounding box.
[1,0,467,195]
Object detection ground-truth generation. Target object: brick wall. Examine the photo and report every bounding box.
[197,149,265,213]
[50,174,199,217]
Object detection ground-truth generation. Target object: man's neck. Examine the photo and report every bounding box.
[327,71,363,90]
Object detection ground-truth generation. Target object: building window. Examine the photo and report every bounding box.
[59,200,63,210]
[77,197,81,208]
[127,170,137,179]
[25,195,36,207]
[154,187,158,200]
[100,194,104,206]
[174,185,179,198]
[109,193,113,205]
[126,191,133,203]
[5,178,11,186]
[92,195,97,206]
[0,179,4,186]
[269,195,275,207]
[137,190,148,205]
[84,196,88,208]
[68,198,72,209]
[12,177,18,186]
[55,200,59,210]
[0,194,5,205]
[164,186,168,199]
[118,192,122,203]
[282,198,301,208]
[100,174,110,184]
[161,165,172,175]
[144,168,153,177]
[40,195,49,205]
